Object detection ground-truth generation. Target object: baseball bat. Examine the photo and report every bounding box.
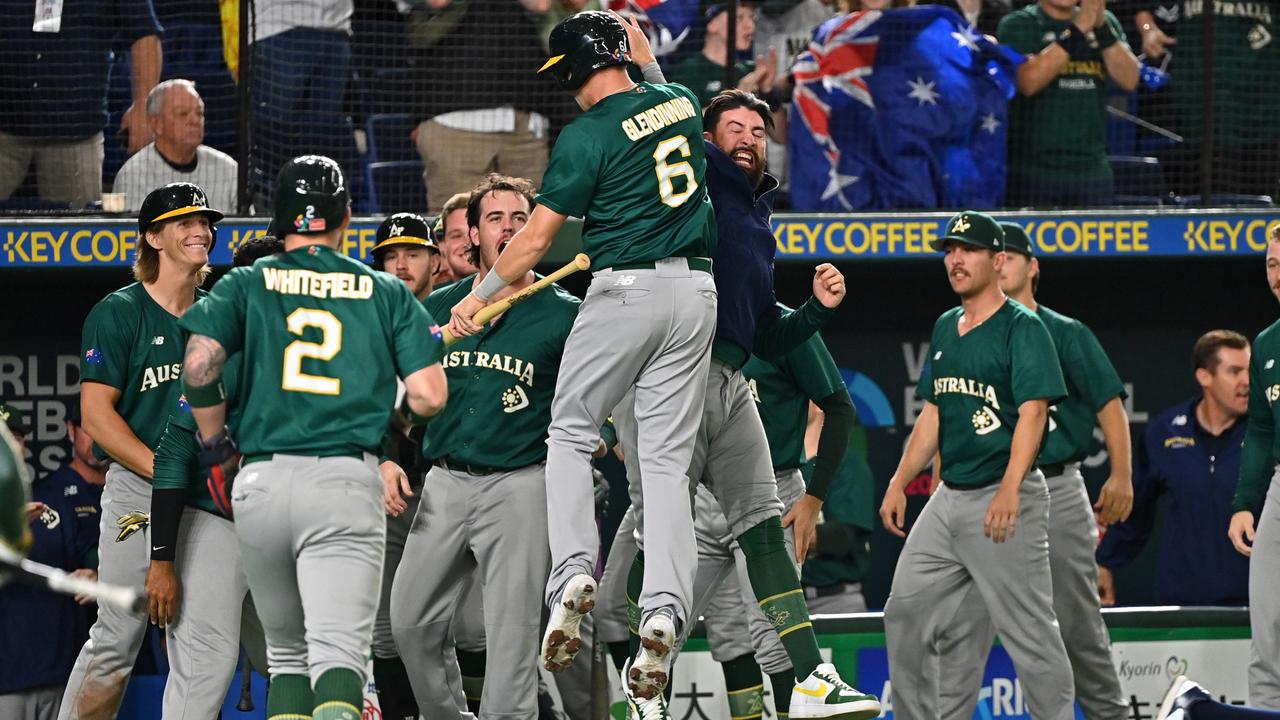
[0,545,145,613]
[442,253,591,346]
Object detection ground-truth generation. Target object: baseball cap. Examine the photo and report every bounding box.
[1000,222,1034,257]
[931,211,1005,252]
[705,1,757,21]
[0,404,30,436]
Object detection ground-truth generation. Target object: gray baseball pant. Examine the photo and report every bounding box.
[0,687,61,720]
[544,259,717,629]
[391,463,550,720]
[1250,469,1280,709]
[884,470,1075,720]
[935,465,1126,720]
[375,483,421,659]
[231,454,385,683]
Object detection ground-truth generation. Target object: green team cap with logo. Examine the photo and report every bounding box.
[932,211,1005,252]
[999,222,1034,257]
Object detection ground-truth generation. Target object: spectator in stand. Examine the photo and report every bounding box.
[1154,0,1280,198]
[250,0,360,207]
[931,0,1013,34]
[998,0,1140,206]
[1096,330,1251,606]
[407,0,573,208]
[0,0,161,209]
[670,3,780,107]
[0,401,104,720]
[113,80,238,213]
[432,192,479,287]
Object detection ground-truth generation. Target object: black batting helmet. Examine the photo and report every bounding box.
[137,182,223,237]
[539,11,630,91]
[371,212,437,265]
[273,155,350,236]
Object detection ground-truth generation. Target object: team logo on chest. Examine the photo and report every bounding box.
[502,385,530,413]
[971,406,1002,435]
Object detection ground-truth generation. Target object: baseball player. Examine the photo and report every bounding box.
[59,182,221,720]
[446,11,719,716]
[390,173,585,720]
[0,424,27,558]
[1228,229,1280,709]
[373,212,441,301]
[142,231,281,717]
[178,155,449,720]
[601,24,876,715]
[879,211,1076,720]
[369,211,440,720]
[934,223,1132,719]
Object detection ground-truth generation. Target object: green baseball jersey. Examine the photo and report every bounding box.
[1173,0,1280,147]
[998,5,1128,180]
[667,54,756,106]
[152,356,244,514]
[179,245,444,458]
[80,283,208,461]
[1036,304,1127,465]
[1237,318,1280,512]
[917,300,1067,488]
[422,275,579,468]
[0,425,29,552]
[743,331,846,470]
[801,431,874,587]
[536,81,717,270]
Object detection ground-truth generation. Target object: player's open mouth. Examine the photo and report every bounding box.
[499,239,510,254]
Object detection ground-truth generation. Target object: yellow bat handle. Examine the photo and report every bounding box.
[441,253,591,346]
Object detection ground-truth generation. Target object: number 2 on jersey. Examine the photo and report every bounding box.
[653,135,698,208]
[282,308,343,395]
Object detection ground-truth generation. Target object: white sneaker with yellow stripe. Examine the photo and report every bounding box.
[789,663,881,720]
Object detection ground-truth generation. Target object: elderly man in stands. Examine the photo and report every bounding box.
[113,80,238,213]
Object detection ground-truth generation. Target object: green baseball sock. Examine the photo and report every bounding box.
[627,549,644,659]
[738,517,822,680]
[721,654,765,720]
[312,667,363,720]
[457,649,487,713]
[266,673,313,720]
[770,670,795,719]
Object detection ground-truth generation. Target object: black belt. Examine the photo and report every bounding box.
[243,451,365,466]
[1039,462,1067,478]
[434,457,522,476]
[942,464,1066,490]
[942,476,1002,491]
[607,257,713,273]
[806,582,861,599]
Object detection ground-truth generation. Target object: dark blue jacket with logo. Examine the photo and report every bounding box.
[0,464,100,693]
[1096,398,1250,606]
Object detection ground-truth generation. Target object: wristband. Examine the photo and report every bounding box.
[1095,21,1119,49]
[473,269,508,302]
[182,378,225,408]
[196,427,238,467]
[1056,26,1087,55]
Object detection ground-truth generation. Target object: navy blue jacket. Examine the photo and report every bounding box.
[0,465,100,693]
[1096,399,1250,606]
[704,140,831,368]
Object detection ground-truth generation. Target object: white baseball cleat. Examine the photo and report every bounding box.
[1156,675,1211,720]
[622,658,670,720]
[789,662,882,720]
[541,573,596,672]
[627,610,676,699]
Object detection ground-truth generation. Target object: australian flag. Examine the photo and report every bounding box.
[789,6,1024,211]
[608,0,701,55]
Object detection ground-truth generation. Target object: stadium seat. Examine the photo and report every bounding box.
[1109,155,1165,200]
[366,114,419,164]
[367,160,428,214]
[1176,194,1276,207]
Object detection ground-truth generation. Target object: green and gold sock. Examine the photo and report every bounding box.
[457,649,487,714]
[739,517,822,679]
[721,654,765,720]
[770,669,795,719]
[267,673,313,720]
[312,667,363,720]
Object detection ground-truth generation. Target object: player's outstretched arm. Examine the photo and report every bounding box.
[182,334,229,438]
[881,402,940,537]
[81,382,155,478]
[449,205,567,338]
[403,364,448,419]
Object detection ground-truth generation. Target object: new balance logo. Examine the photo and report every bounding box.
[152,336,165,345]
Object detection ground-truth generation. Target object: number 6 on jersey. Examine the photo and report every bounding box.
[654,135,698,208]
